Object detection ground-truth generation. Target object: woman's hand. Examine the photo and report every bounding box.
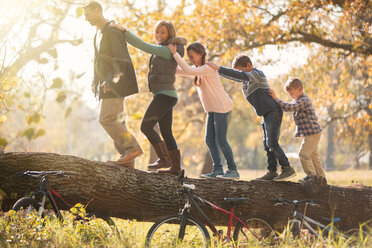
[206,61,220,70]
[110,22,126,32]
[167,44,177,55]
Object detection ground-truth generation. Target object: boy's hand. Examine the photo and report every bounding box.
[167,44,177,55]
[206,61,220,70]
[110,22,126,32]
[268,89,277,99]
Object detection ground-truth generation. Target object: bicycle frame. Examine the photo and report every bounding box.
[179,187,260,241]
[30,175,72,220]
[287,201,355,241]
[294,210,346,238]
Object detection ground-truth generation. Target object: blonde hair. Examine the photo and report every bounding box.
[284,77,303,91]
[154,20,176,44]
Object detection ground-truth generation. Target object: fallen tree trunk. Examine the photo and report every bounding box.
[1,152,371,231]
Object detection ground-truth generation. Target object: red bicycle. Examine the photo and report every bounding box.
[145,170,276,247]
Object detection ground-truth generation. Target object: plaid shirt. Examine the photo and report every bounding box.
[275,93,322,137]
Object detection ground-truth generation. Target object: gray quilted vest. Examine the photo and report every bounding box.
[148,38,186,92]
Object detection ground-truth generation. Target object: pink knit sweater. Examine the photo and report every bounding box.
[173,53,233,113]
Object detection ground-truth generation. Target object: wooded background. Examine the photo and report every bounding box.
[0,0,371,175]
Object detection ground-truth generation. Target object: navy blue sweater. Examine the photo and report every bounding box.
[218,66,280,116]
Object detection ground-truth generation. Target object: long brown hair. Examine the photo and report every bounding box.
[186,42,207,86]
[154,20,176,44]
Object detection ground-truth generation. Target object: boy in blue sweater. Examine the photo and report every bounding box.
[208,55,296,181]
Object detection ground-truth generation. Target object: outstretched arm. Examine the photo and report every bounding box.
[124,30,173,59]
[168,44,210,76]
[110,23,173,60]
[218,66,253,83]
[207,61,250,83]
[272,93,309,112]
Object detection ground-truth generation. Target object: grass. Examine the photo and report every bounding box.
[0,210,370,247]
[1,169,371,247]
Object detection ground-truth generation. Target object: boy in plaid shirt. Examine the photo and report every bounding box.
[269,77,326,183]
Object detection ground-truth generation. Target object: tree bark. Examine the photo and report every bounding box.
[326,105,335,171]
[1,152,371,231]
[200,151,213,175]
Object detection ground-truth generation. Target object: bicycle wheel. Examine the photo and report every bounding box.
[145,214,210,248]
[233,217,276,246]
[345,228,371,246]
[282,219,302,240]
[12,197,43,218]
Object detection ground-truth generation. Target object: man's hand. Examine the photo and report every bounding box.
[110,22,126,32]
[103,84,111,94]
[268,89,277,99]
[112,73,123,84]
[91,84,96,94]
[167,44,177,55]
[206,61,220,70]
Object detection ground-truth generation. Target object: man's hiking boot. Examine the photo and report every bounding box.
[107,159,135,168]
[117,148,143,163]
[273,166,296,181]
[256,171,278,180]
[148,141,172,171]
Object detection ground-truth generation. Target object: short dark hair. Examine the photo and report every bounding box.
[232,54,252,68]
[84,1,102,12]
[284,77,303,91]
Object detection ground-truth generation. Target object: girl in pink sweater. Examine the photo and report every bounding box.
[168,42,239,179]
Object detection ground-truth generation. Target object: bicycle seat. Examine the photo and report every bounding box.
[224,197,246,203]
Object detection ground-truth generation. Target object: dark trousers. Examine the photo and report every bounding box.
[262,108,290,172]
[140,94,178,151]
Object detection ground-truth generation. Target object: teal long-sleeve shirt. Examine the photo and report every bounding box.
[124,30,173,60]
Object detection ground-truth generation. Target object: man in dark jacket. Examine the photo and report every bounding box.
[84,1,142,166]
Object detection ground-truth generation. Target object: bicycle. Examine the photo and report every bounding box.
[145,170,276,247]
[272,197,370,244]
[12,170,77,221]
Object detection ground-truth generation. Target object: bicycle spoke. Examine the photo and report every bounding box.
[146,215,210,248]
[233,218,276,246]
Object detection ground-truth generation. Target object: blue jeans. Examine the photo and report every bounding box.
[205,111,237,171]
[262,108,290,172]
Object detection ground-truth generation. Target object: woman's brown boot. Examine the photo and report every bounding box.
[147,141,172,171]
[157,149,181,175]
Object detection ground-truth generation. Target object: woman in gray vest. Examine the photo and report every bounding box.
[114,20,187,175]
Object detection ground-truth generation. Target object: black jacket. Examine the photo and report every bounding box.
[93,22,138,99]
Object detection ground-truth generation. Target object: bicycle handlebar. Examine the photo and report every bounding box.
[177,169,196,190]
[182,183,195,190]
[16,171,77,178]
[271,197,322,206]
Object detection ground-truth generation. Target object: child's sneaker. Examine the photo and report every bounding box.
[273,167,296,181]
[200,169,224,178]
[256,171,278,180]
[217,170,240,179]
